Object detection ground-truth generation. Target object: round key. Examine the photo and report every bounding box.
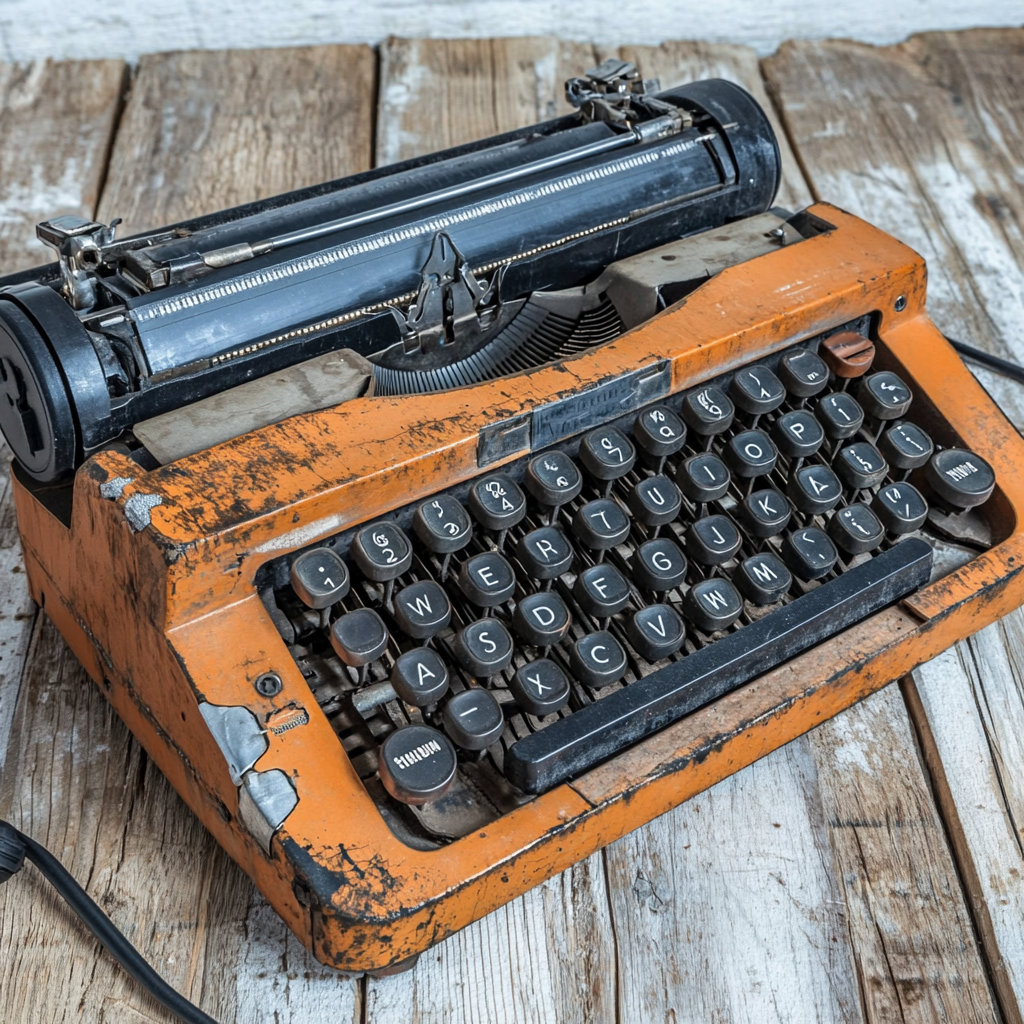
[686,514,742,566]
[570,631,628,687]
[787,464,843,515]
[378,724,457,805]
[413,494,472,554]
[525,451,582,507]
[925,448,996,508]
[631,538,688,592]
[684,578,743,632]
[879,422,933,471]
[290,548,350,609]
[628,474,682,527]
[730,364,786,415]
[835,442,888,490]
[873,482,929,534]
[572,498,631,551]
[782,527,838,580]
[330,608,389,667]
[738,487,791,539]
[681,385,734,436]
[633,405,687,458]
[772,410,824,459]
[725,429,778,479]
[736,551,792,605]
[458,552,516,607]
[392,580,452,639]
[573,563,632,618]
[451,618,514,677]
[626,603,685,661]
[516,526,574,580]
[828,503,885,555]
[777,348,829,397]
[816,392,865,440]
[578,426,636,481]
[443,688,505,751]
[468,473,527,531]
[509,659,571,717]
[858,371,913,420]
[351,522,413,582]
[390,647,450,706]
[676,452,731,503]
[513,591,571,647]
[820,331,876,378]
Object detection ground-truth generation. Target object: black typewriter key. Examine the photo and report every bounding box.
[516,526,574,580]
[787,464,843,515]
[570,631,628,688]
[626,604,685,661]
[777,348,829,398]
[730,364,786,415]
[390,647,450,706]
[820,331,876,379]
[879,422,934,471]
[509,659,571,717]
[468,473,527,531]
[682,385,734,436]
[572,498,631,551]
[858,371,913,420]
[578,426,636,481]
[330,608,389,667]
[351,522,413,582]
[628,474,682,527]
[725,429,778,479]
[393,580,452,639]
[686,514,742,566]
[631,537,688,592]
[573,563,632,618]
[782,527,838,580]
[290,548,350,609]
[513,591,571,647]
[458,552,516,607]
[525,451,582,509]
[828,504,885,555]
[736,552,792,606]
[633,405,687,458]
[772,410,824,459]
[816,392,865,440]
[443,688,506,751]
[738,487,792,538]
[413,494,472,553]
[452,618,514,677]
[676,452,731,503]
[684,578,743,632]
[925,448,996,508]
[873,482,929,534]
[378,724,457,805]
[835,442,888,490]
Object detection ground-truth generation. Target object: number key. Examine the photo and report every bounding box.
[525,451,582,508]
[413,494,472,554]
[290,547,350,609]
[578,426,636,481]
[468,473,527,531]
[633,405,687,457]
[351,522,413,581]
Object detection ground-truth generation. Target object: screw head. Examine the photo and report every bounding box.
[894,295,907,312]
[254,672,283,697]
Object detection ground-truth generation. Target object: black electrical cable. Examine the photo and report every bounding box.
[0,819,219,1024]
[945,335,1024,386]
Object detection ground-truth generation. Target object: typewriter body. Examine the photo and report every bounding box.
[3,63,1024,973]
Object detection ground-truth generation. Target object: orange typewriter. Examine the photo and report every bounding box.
[1,62,1022,974]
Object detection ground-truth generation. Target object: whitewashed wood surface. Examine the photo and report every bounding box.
[0,29,1022,1024]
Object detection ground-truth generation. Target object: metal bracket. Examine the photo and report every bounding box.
[36,214,120,310]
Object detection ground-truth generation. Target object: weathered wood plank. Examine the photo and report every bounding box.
[1,45,377,1024]
[604,737,863,1023]
[97,45,377,235]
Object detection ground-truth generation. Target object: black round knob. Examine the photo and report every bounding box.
[443,688,506,751]
[925,448,995,509]
[378,725,457,805]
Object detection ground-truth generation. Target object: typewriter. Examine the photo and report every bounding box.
[2,61,1023,974]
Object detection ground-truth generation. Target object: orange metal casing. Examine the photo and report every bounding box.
[12,203,1024,971]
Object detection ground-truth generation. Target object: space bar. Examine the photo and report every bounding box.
[505,538,933,794]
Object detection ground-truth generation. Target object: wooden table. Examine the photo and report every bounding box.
[1,29,1023,1024]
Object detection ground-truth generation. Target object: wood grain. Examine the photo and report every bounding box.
[96,45,376,235]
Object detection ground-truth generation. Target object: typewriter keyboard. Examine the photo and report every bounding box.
[263,325,998,846]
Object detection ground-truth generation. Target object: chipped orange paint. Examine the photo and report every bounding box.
[11,204,1024,971]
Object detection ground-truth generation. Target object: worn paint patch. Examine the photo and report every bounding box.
[123,491,163,531]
